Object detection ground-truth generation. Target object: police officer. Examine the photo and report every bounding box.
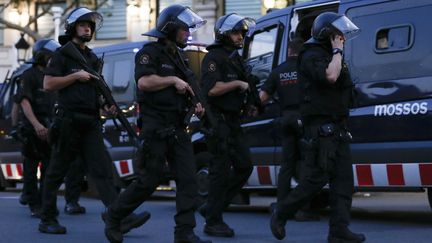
[38,7,149,234]
[260,37,319,221]
[103,5,211,243]
[269,12,365,243]
[198,13,254,238]
[17,39,59,217]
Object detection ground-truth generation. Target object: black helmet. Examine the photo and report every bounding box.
[65,7,103,35]
[312,12,360,41]
[59,7,103,44]
[28,39,61,65]
[142,5,206,43]
[213,13,255,48]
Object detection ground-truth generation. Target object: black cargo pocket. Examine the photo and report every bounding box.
[317,136,338,173]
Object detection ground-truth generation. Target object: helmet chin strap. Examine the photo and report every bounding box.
[78,35,92,43]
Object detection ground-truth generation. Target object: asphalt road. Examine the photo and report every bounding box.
[0,189,431,243]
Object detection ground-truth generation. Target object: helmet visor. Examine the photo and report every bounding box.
[43,40,61,52]
[177,8,206,33]
[219,14,256,35]
[67,8,103,31]
[331,16,360,40]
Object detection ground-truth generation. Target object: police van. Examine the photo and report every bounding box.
[198,0,431,207]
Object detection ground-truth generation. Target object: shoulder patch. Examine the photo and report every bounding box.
[208,61,217,72]
[139,54,150,65]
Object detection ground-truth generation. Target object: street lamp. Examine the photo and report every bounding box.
[14,33,30,63]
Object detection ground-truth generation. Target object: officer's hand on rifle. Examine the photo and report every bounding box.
[174,77,194,96]
[102,104,117,117]
[74,70,98,82]
[33,122,48,141]
[194,102,205,118]
[237,81,249,93]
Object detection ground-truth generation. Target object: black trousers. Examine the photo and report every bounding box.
[277,110,302,204]
[205,118,253,225]
[64,158,86,204]
[109,126,198,236]
[41,116,118,221]
[277,122,354,230]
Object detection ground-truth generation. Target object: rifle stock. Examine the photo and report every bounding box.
[59,42,140,146]
[162,48,218,131]
[229,51,263,115]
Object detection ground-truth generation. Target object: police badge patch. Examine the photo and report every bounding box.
[140,54,150,65]
[208,61,216,72]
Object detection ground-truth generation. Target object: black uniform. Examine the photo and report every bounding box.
[276,42,355,232]
[201,45,253,226]
[108,41,199,237]
[18,66,86,212]
[40,42,118,222]
[261,57,303,206]
[18,66,53,210]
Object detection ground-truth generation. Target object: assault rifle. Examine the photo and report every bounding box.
[59,42,140,145]
[229,50,263,115]
[162,48,218,131]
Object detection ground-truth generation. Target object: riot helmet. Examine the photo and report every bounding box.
[142,5,206,48]
[311,12,360,42]
[29,39,61,66]
[214,13,255,49]
[60,7,103,44]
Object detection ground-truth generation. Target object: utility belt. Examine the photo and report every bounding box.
[304,119,351,141]
[54,106,99,122]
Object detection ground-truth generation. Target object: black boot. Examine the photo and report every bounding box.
[19,193,29,206]
[328,227,366,243]
[204,222,235,237]
[102,212,123,243]
[174,232,212,243]
[102,211,151,234]
[270,209,286,240]
[64,202,86,215]
[120,211,151,234]
[38,219,67,234]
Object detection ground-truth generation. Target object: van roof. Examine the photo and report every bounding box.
[92,41,147,55]
[258,0,340,22]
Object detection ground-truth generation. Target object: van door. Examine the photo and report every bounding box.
[342,0,432,163]
[242,14,289,186]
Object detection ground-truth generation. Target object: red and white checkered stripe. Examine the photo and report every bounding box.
[246,163,432,188]
[1,163,23,180]
[113,159,134,178]
[0,163,43,180]
[247,165,278,187]
[353,163,432,187]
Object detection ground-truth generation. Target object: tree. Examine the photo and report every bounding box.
[0,0,107,41]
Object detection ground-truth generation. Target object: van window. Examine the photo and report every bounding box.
[347,4,432,83]
[113,60,132,90]
[246,26,279,87]
[375,25,412,52]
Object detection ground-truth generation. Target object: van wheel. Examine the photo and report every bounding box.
[195,152,212,198]
[427,188,432,210]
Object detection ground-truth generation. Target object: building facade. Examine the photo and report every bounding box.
[0,0,311,80]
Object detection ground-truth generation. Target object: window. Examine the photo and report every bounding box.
[225,0,262,20]
[246,26,279,87]
[112,60,131,91]
[96,0,127,39]
[375,25,412,52]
